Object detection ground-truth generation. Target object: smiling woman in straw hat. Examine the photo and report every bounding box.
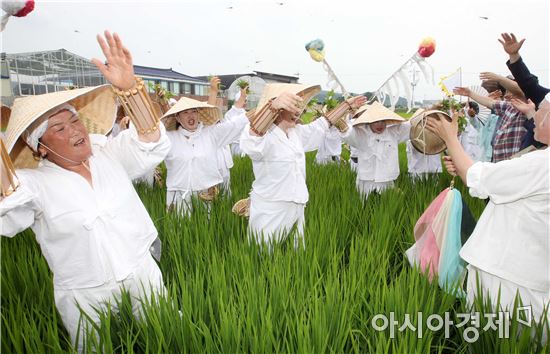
[342,101,410,199]
[239,83,365,249]
[0,31,171,351]
[161,84,248,215]
[425,93,550,329]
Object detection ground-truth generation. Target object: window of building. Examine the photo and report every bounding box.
[183,83,192,94]
[194,84,207,96]
[172,82,180,94]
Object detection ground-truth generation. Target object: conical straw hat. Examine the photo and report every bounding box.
[409,109,452,155]
[161,97,221,131]
[5,85,117,169]
[352,101,405,126]
[255,83,321,114]
[352,103,369,119]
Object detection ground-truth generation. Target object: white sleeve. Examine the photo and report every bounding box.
[0,172,41,237]
[391,121,411,143]
[295,118,329,152]
[239,124,270,160]
[224,106,246,121]
[100,123,171,180]
[466,151,549,204]
[211,111,249,148]
[340,123,363,149]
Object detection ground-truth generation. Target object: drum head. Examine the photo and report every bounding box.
[409,110,451,155]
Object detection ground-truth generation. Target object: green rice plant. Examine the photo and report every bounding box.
[1,143,546,353]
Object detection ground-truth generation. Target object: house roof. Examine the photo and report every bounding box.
[133,65,208,84]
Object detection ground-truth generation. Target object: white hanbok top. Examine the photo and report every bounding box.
[406,140,442,175]
[342,122,411,182]
[216,107,244,177]
[165,112,248,192]
[0,125,171,290]
[460,149,549,292]
[317,125,343,157]
[240,118,329,204]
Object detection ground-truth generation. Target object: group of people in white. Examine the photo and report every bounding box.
[0,31,547,350]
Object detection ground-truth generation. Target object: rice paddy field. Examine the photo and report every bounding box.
[2,143,548,353]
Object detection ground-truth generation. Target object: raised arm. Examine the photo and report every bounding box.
[454,87,495,110]
[210,87,249,147]
[207,76,221,106]
[499,33,550,106]
[479,72,524,99]
[498,32,525,64]
[92,31,161,144]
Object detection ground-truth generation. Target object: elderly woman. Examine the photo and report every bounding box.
[240,84,365,248]
[0,31,170,351]
[162,86,248,215]
[426,94,549,325]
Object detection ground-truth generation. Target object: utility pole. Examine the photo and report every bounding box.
[410,67,419,108]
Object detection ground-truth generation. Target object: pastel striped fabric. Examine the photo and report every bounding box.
[405,188,466,296]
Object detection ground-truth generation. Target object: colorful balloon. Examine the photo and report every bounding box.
[305,39,325,62]
[1,0,35,31]
[418,37,436,58]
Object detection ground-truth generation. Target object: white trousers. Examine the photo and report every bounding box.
[54,255,165,352]
[219,172,231,197]
[356,180,394,199]
[166,190,211,216]
[315,155,340,165]
[249,195,305,249]
[466,265,549,326]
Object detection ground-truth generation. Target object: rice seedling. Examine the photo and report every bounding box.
[1,144,547,353]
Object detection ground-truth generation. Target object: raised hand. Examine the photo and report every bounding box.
[209,76,221,94]
[347,95,367,110]
[426,112,459,143]
[479,72,502,82]
[488,90,503,100]
[92,31,135,91]
[498,33,525,56]
[510,98,535,118]
[234,87,248,109]
[272,92,303,116]
[453,87,471,97]
[207,76,221,106]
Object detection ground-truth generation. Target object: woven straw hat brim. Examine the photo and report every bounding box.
[255,83,321,114]
[161,97,221,131]
[352,104,369,119]
[5,85,117,169]
[409,110,451,155]
[352,101,405,126]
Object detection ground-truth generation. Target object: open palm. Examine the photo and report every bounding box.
[92,31,135,90]
[498,33,525,56]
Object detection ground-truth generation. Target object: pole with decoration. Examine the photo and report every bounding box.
[372,37,436,111]
[305,39,350,98]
